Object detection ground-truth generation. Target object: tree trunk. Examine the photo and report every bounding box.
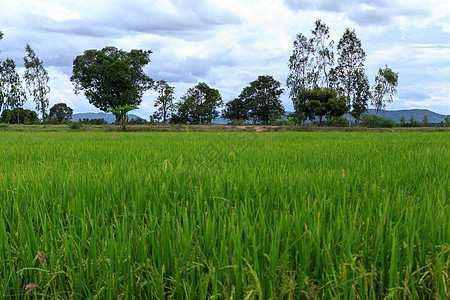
[115,114,122,125]
[318,114,323,126]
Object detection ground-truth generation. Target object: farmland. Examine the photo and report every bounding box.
[0,132,449,299]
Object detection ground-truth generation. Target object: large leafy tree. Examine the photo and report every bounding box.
[23,44,50,123]
[49,103,73,123]
[153,80,175,124]
[295,87,346,126]
[0,59,27,123]
[334,28,370,126]
[238,75,284,125]
[372,65,398,112]
[176,82,222,124]
[222,97,249,123]
[70,46,153,123]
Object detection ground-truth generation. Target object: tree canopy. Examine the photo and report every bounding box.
[295,87,346,126]
[228,75,284,125]
[70,46,153,123]
[49,103,73,123]
[175,83,222,124]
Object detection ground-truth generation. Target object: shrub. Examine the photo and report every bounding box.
[69,122,82,130]
[0,123,9,129]
[361,115,396,128]
[326,116,348,127]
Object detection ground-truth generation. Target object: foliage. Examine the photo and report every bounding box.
[109,104,137,131]
[129,117,148,125]
[176,82,222,124]
[295,87,346,126]
[49,103,73,123]
[326,116,349,127]
[400,116,406,127]
[235,75,284,125]
[0,108,39,124]
[311,19,334,88]
[445,115,450,126]
[372,65,398,112]
[287,33,314,100]
[153,80,175,124]
[361,114,396,128]
[0,59,27,120]
[23,44,50,122]
[222,97,249,122]
[422,115,429,127]
[71,46,153,123]
[333,29,370,126]
[69,122,82,130]
[408,115,421,127]
[0,132,448,299]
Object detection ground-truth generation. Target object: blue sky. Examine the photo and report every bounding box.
[1,0,449,118]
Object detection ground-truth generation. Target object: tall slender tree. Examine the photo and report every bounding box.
[287,33,314,99]
[23,44,50,123]
[334,28,370,126]
[0,59,27,123]
[153,80,175,124]
[311,19,334,88]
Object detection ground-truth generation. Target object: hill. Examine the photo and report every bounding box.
[365,109,447,123]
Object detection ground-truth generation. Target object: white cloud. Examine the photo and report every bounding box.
[2,0,450,118]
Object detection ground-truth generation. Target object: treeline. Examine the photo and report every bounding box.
[1,23,449,128]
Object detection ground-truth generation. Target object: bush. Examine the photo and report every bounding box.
[69,122,82,130]
[326,116,348,127]
[361,115,396,128]
[0,123,9,129]
[229,119,246,126]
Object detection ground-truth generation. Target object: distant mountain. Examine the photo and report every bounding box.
[284,109,447,124]
[364,109,447,123]
[73,109,447,125]
[72,112,142,123]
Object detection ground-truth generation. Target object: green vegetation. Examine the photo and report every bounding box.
[0,132,448,298]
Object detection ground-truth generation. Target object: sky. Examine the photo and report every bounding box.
[1,0,450,119]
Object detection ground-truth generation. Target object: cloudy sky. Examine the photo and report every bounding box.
[1,0,450,118]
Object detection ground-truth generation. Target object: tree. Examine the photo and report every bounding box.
[287,33,314,102]
[222,97,249,123]
[71,46,153,124]
[153,80,175,124]
[311,19,334,88]
[0,59,27,123]
[422,115,429,127]
[109,104,137,131]
[176,83,222,124]
[445,115,450,126]
[49,103,73,123]
[372,65,398,113]
[0,108,38,124]
[295,87,346,126]
[237,75,284,125]
[400,116,406,127]
[334,28,369,126]
[23,44,50,123]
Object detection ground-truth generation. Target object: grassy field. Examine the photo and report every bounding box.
[0,132,448,299]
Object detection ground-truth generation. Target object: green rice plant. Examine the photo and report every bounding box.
[0,131,448,298]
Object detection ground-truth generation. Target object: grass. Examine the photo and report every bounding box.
[0,131,448,299]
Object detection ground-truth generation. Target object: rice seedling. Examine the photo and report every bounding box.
[0,131,448,299]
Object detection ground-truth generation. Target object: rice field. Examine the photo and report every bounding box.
[0,131,449,299]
